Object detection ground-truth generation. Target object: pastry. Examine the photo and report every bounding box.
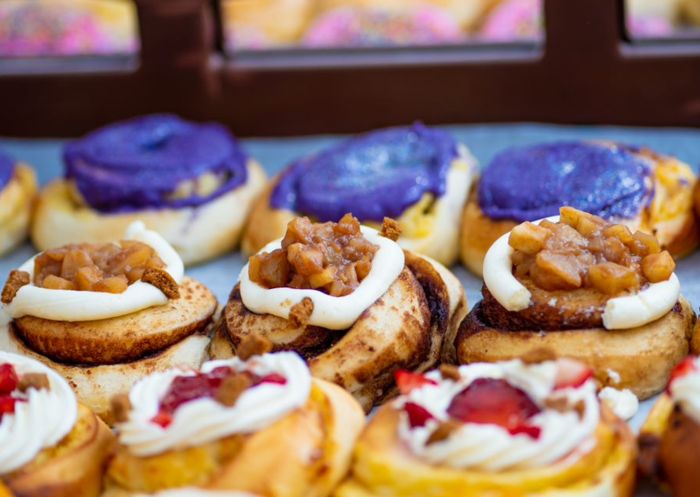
[216,214,467,411]
[638,355,700,497]
[223,0,314,49]
[335,358,637,497]
[31,114,266,265]
[478,0,543,41]
[1,222,217,422]
[455,206,697,400]
[105,346,364,496]
[242,123,475,266]
[0,149,37,257]
[460,141,698,276]
[0,351,115,497]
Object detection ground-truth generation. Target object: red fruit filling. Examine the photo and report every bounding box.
[0,363,18,395]
[447,378,542,439]
[395,370,437,395]
[667,356,698,394]
[554,359,593,390]
[151,366,288,427]
[404,402,435,428]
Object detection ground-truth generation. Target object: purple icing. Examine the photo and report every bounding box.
[270,123,458,222]
[64,114,249,213]
[478,142,654,222]
[0,150,15,190]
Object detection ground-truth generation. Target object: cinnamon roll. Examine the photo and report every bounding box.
[0,149,37,257]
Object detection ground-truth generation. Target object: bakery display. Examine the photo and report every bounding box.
[0,149,37,257]
[31,114,266,265]
[243,123,475,266]
[105,345,364,496]
[215,214,467,411]
[455,207,697,400]
[460,141,698,276]
[0,222,217,422]
[335,358,637,497]
[0,351,114,497]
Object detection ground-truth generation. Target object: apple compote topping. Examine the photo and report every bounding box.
[248,213,379,297]
[33,241,166,293]
[509,207,675,296]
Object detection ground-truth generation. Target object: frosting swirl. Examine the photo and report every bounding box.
[270,123,458,222]
[396,360,600,471]
[0,351,78,475]
[0,149,15,191]
[64,114,249,212]
[478,142,654,222]
[117,352,312,457]
[668,357,700,424]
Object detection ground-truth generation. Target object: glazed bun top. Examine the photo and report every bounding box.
[0,149,15,190]
[270,123,460,222]
[478,141,655,222]
[63,114,249,213]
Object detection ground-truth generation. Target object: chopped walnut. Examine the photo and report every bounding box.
[380,217,402,241]
[439,364,461,381]
[215,373,253,407]
[142,267,180,299]
[289,297,314,328]
[427,420,462,445]
[18,373,50,392]
[237,334,273,360]
[1,270,30,304]
[111,393,132,423]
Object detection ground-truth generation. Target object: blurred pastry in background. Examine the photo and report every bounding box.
[244,123,475,266]
[461,141,698,276]
[0,149,36,257]
[32,114,266,265]
[478,0,543,41]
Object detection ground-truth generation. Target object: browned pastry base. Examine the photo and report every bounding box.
[455,298,696,400]
[4,404,115,497]
[214,251,467,411]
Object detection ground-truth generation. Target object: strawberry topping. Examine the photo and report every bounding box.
[667,356,698,394]
[0,396,18,419]
[0,364,18,395]
[259,373,287,385]
[554,358,593,390]
[404,402,435,428]
[395,370,437,395]
[447,378,542,438]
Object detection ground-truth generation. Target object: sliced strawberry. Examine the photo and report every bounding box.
[667,357,698,394]
[554,358,593,390]
[0,396,17,419]
[258,373,287,385]
[509,424,541,438]
[395,370,437,395]
[447,378,541,439]
[0,364,18,395]
[151,411,173,428]
[404,402,434,428]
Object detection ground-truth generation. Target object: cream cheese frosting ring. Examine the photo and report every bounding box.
[455,298,697,401]
[216,250,466,411]
[31,160,267,266]
[0,164,37,257]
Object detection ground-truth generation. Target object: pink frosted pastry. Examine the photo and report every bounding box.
[479,0,542,41]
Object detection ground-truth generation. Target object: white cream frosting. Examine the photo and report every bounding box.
[2,221,184,323]
[482,215,680,330]
[669,357,700,424]
[396,360,600,472]
[239,226,404,330]
[117,352,312,457]
[598,387,638,421]
[0,351,78,475]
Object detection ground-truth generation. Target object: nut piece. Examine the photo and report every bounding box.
[439,364,461,381]
[141,268,180,299]
[641,250,675,283]
[427,420,462,445]
[18,373,50,392]
[216,373,253,407]
[289,297,314,328]
[1,270,30,304]
[237,334,273,360]
[111,393,132,423]
[380,217,402,241]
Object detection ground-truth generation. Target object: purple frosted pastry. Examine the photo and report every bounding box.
[0,149,37,256]
[243,123,476,266]
[460,141,698,275]
[32,115,267,265]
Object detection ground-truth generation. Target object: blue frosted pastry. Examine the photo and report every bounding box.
[460,141,698,275]
[242,123,476,266]
[31,114,266,265]
[0,149,37,257]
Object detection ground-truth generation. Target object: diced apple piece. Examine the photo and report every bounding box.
[509,222,551,255]
[532,250,582,290]
[588,262,640,295]
[642,250,675,282]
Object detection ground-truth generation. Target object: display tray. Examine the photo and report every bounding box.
[2,123,700,496]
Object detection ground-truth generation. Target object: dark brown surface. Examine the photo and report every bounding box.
[1,0,700,137]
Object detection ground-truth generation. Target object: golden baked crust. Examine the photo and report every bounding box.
[31,161,266,265]
[107,379,364,497]
[455,298,697,400]
[334,402,636,497]
[0,164,37,257]
[4,404,115,497]
[13,277,217,365]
